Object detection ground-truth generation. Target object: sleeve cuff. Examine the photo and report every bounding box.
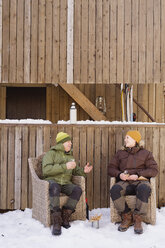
[117,172,121,180]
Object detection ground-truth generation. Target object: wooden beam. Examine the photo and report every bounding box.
[0,86,6,119]
[57,83,107,121]
[0,0,2,82]
[46,86,52,121]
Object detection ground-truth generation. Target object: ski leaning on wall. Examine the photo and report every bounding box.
[121,83,125,121]
[121,84,133,122]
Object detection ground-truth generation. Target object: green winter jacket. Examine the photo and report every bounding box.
[42,143,86,185]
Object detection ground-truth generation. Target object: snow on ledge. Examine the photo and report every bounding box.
[0,119,164,125]
[57,120,164,125]
[0,119,52,124]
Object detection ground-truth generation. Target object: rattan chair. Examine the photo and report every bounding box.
[28,154,86,227]
[110,177,156,225]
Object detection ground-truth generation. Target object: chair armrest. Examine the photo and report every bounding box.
[150,177,155,186]
[28,158,47,185]
[72,176,85,191]
[150,177,156,201]
[110,177,116,189]
[28,157,49,200]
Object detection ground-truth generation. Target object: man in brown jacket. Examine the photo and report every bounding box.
[108,130,158,234]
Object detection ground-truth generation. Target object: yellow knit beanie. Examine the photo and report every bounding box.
[126,130,141,144]
[56,132,71,144]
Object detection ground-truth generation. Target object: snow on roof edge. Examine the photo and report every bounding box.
[57,120,165,125]
[0,119,164,125]
[0,119,52,124]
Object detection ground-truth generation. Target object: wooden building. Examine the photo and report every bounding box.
[0,0,165,210]
[0,0,165,85]
[0,0,164,123]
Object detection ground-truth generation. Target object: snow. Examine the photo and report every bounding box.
[0,119,52,124]
[0,119,164,125]
[0,207,165,248]
[57,120,164,125]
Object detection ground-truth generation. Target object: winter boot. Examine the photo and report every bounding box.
[133,214,143,234]
[52,210,62,235]
[118,212,133,232]
[62,208,73,229]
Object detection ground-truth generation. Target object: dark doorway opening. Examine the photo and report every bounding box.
[6,87,46,119]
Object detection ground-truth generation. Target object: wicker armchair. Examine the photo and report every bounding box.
[110,177,156,225]
[28,154,86,227]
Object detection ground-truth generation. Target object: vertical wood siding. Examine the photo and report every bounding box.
[0,0,165,84]
[0,124,164,210]
[73,0,164,84]
[1,0,67,84]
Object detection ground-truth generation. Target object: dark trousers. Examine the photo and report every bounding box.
[110,180,151,215]
[48,180,82,212]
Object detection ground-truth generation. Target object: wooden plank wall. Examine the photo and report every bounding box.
[0,123,165,210]
[1,0,67,84]
[1,0,165,84]
[74,0,165,84]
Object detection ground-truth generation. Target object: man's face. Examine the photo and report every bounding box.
[63,140,72,152]
[124,135,136,148]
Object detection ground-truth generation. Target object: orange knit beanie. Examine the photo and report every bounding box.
[126,130,142,143]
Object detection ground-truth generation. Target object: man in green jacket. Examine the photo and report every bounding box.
[42,131,92,236]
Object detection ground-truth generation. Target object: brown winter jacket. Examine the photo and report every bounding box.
[108,146,158,180]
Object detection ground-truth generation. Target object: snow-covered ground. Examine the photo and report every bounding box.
[0,207,164,248]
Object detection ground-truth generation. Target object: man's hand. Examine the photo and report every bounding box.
[66,161,76,170]
[84,162,93,173]
[120,173,138,181]
[127,174,138,181]
[120,173,129,181]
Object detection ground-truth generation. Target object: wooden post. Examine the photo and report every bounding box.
[31,0,38,83]
[0,0,2,82]
[67,0,74,83]
[60,0,67,83]
[24,0,31,83]
[0,86,6,119]
[2,0,9,83]
[45,0,52,83]
[14,126,22,209]
[9,0,17,83]
[17,0,24,83]
[0,126,8,209]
